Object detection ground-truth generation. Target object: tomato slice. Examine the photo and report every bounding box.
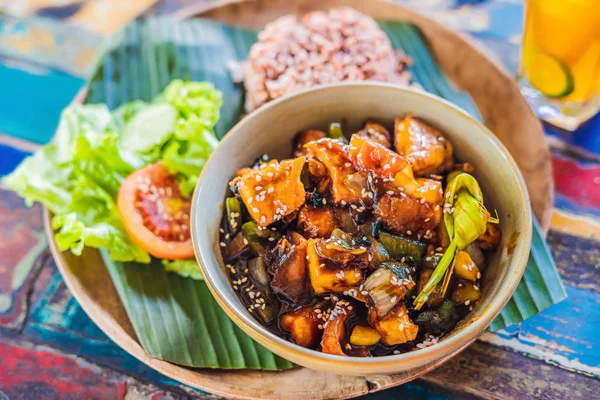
[118,163,194,260]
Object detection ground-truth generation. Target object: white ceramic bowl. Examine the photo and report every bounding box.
[191,82,532,376]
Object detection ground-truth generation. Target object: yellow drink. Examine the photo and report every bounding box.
[520,0,600,128]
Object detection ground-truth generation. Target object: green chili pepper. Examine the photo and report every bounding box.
[379,231,426,263]
[225,197,242,234]
[328,122,347,142]
[242,221,280,255]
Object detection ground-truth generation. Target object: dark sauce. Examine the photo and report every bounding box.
[218,191,469,357]
[219,140,487,357]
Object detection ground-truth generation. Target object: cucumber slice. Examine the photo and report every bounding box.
[121,103,178,152]
[526,52,574,98]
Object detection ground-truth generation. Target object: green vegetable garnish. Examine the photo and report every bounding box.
[414,173,498,310]
[2,80,222,279]
[328,122,347,142]
[225,197,242,234]
[379,231,426,263]
[241,221,280,255]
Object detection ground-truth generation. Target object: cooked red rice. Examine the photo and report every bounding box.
[241,7,413,112]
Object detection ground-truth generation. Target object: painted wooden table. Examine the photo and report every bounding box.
[0,1,599,399]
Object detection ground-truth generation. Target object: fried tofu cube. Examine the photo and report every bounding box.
[305,139,361,204]
[350,325,381,346]
[348,135,407,180]
[233,158,306,227]
[392,173,443,207]
[307,239,362,294]
[370,304,419,346]
[297,205,338,238]
[394,117,453,176]
[454,250,480,281]
[356,121,392,148]
[373,194,441,238]
[321,301,354,356]
[281,306,324,348]
[414,178,443,206]
[294,129,327,157]
[476,222,502,249]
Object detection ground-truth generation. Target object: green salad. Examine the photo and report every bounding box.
[3,80,222,279]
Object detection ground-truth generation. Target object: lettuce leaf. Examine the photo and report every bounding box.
[161,80,221,196]
[3,80,221,277]
[162,259,204,281]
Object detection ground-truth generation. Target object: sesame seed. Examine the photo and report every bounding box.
[464,300,471,306]
[220,242,226,247]
[386,190,394,195]
[255,175,262,182]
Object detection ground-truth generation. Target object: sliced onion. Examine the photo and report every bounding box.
[248,256,270,287]
[364,268,404,319]
[465,243,485,268]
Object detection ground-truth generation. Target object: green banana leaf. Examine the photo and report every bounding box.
[86,16,566,369]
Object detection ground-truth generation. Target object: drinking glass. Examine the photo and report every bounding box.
[519,0,600,130]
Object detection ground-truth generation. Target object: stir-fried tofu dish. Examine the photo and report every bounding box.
[220,117,501,356]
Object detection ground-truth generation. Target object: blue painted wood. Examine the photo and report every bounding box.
[0,60,84,144]
[0,143,30,176]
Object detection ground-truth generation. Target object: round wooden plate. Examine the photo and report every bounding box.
[46,1,553,399]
